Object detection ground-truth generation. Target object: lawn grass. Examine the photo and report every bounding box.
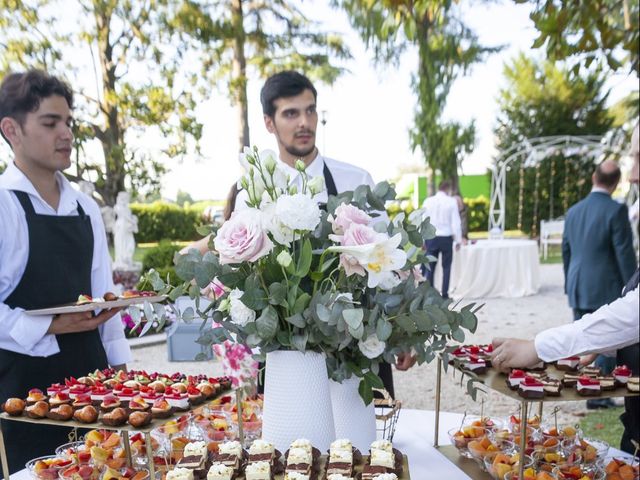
[109,241,193,264]
[578,406,625,448]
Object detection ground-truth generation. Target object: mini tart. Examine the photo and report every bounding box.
[73,405,98,423]
[90,386,111,403]
[128,395,150,412]
[2,398,25,416]
[77,376,96,386]
[128,410,152,428]
[151,398,173,419]
[148,380,166,393]
[68,384,91,399]
[25,400,49,418]
[72,393,93,409]
[518,375,545,399]
[101,407,128,426]
[46,383,68,397]
[26,388,47,405]
[100,394,122,412]
[122,380,141,390]
[187,386,204,405]
[49,391,72,407]
[576,376,601,396]
[171,383,188,394]
[196,381,216,399]
[46,403,74,421]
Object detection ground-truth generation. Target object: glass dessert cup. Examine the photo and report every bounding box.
[553,465,605,480]
[504,469,558,480]
[57,464,100,480]
[468,436,515,471]
[484,453,534,480]
[534,451,582,475]
[449,426,491,459]
[55,442,90,465]
[561,437,608,467]
[539,424,582,442]
[26,456,76,480]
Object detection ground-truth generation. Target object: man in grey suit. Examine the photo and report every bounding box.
[562,159,637,408]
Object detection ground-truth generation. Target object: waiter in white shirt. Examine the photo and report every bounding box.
[0,70,131,472]
[421,180,463,299]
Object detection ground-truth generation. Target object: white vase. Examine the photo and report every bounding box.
[329,376,377,451]
[261,350,335,452]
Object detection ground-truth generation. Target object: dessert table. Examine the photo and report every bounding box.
[433,239,541,299]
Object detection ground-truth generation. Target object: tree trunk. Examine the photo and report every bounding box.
[231,0,249,152]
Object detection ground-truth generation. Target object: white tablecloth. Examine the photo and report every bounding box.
[434,239,541,299]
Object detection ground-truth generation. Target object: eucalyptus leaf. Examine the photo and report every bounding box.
[316,304,331,322]
[293,293,311,314]
[451,328,466,343]
[268,283,287,306]
[364,370,384,389]
[396,314,417,334]
[291,331,309,352]
[285,313,306,328]
[295,239,313,277]
[348,322,364,339]
[256,306,279,340]
[376,318,393,341]
[342,308,364,329]
[358,378,374,406]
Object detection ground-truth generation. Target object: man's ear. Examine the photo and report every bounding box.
[0,117,20,147]
[264,114,276,134]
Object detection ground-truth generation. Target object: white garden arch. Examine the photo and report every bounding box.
[489,135,625,233]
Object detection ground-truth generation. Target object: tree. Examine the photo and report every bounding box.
[495,54,614,234]
[337,0,498,193]
[174,0,351,153]
[0,0,217,205]
[521,0,640,76]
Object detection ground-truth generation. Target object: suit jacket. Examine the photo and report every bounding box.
[562,191,636,310]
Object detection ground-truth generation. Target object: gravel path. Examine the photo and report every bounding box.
[129,263,597,425]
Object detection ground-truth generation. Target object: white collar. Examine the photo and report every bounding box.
[0,162,78,214]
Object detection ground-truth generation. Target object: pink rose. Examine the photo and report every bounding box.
[214,208,274,264]
[329,203,372,235]
[201,278,226,299]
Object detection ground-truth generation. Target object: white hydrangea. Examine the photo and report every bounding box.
[228,289,256,326]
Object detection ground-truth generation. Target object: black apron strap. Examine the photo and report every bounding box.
[323,161,338,197]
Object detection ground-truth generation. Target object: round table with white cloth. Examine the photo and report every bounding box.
[433,239,541,299]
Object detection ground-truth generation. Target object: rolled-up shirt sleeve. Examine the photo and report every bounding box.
[4,305,57,355]
[535,287,640,362]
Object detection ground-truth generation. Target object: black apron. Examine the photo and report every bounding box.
[0,191,108,474]
[618,268,639,454]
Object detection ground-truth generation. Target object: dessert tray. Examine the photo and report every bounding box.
[25,293,166,315]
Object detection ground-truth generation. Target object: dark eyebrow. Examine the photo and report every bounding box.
[38,113,73,122]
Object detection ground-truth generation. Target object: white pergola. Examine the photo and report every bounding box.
[489,135,624,233]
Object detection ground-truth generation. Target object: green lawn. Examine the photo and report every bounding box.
[109,241,193,264]
[578,406,625,448]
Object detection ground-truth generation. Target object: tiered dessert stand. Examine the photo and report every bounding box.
[432,358,640,479]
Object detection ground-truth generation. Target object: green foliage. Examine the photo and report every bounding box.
[337,0,500,191]
[464,196,490,233]
[131,202,206,243]
[495,55,614,234]
[521,0,640,76]
[139,241,183,289]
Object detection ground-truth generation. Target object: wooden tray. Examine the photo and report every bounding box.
[457,365,640,402]
[25,295,166,315]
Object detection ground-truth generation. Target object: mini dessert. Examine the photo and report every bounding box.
[148,380,166,393]
[46,383,69,397]
[128,410,152,428]
[177,440,209,471]
[166,467,194,480]
[561,372,582,387]
[46,403,74,421]
[596,375,616,391]
[187,385,204,405]
[526,361,546,371]
[104,291,118,301]
[285,446,312,477]
[576,376,601,396]
[49,391,72,407]
[172,383,188,394]
[114,386,136,406]
[541,378,563,397]
[90,385,111,404]
[25,400,49,418]
[215,441,244,471]
[68,384,91,399]
[556,356,580,371]
[245,461,271,480]
[506,369,527,390]
[151,397,173,418]
[518,376,545,399]
[327,447,353,477]
[362,465,396,480]
[207,463,234,480]
[26,388,47,405]
[77,376,96,386]
[77,294,94,305]
[139,387,161,404]
[580,366,601,377]
[100,394,121,412]
[327,475,354,480]
[128,395,150,412]
[2,398,25,416]
[72,393,93,409]
[287,474,311,480]
[196,381,216,399]
[628,376,639,392]
[463,355,487,375]
[101,407,128,426]
[122,380,141,390]
[165,389,190,411]
[613,365,633,386]
[73,405,98,423]
[248,439,276,464]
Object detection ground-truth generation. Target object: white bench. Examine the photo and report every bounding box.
[540,219,564,259]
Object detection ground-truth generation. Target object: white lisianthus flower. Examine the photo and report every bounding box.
[377,271,402,291]
[275,193,321,232]
[214,208,274,264]
[358,334,386,359]
[262,150,277,173]
[276,250,293,268]
[308,175,326,196]
[328,233,408,288]
[229,289,256,326]
[408,208,427,227]
[262,201,294,246]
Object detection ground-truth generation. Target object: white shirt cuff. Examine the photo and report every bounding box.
[10,311,58,354]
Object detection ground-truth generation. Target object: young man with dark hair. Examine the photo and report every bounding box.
[420,179,463,299]
[561,158,636,409]
[0,70,131,472]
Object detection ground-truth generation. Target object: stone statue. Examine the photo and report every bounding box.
[113,191,140,270]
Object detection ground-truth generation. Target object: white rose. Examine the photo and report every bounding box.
[229,289,256,326]
[358,334,386,359]
[275,193,321,232]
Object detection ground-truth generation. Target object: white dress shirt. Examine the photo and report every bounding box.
[0,162,132,365]
[535,287,639,361]
[421,191,462,243]
[234,153,376,210]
